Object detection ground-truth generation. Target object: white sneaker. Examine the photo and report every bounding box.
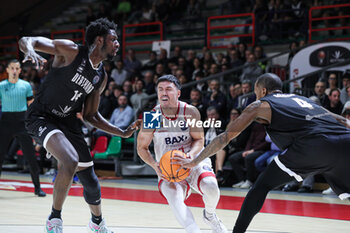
[232,181,244,188]
[88,219,113,233]
[322,187,335,195]
[45,218,63,233]
[240,180,253,189]
[203,210,228,233]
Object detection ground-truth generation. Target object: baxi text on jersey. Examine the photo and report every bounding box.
[162,118,221,128]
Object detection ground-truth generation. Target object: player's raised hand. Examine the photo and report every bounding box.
[22,50,47,70]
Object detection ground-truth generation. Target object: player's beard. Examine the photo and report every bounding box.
[101,38,116,61]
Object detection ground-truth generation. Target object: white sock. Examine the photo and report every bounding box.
[185,222,202,233]
[200,176,220,215]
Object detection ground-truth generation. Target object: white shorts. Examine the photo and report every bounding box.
[158,158,216,200]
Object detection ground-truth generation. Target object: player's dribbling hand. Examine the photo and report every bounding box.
[22,50,47,70]
[123,119,142,137]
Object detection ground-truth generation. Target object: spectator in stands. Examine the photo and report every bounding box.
[288,41,298,63]
[188,88,206,121]
[110,85,124,110]
[178,74,191,101]
[142,51,158,72]
[155,63,166,77]
[144,71,156,95]
[178,57,192,79]
[340,74,350,104]
[122,80,134,101]
[99,88,114,119]
[325,73,339,96]
[111,60,128,86]
[203,79,226,116]
[202,51,215,72]
[204,106,227,176]
[326,88,343,115]
[194,71,208,92]
[191,57,203,81]
[227,83,242,113]
[169,46,183,65]
[312,80,330,107]
[254,134,281,172]
[0,63,8,81]
[157,48,169,70]
[238,80,256,109]
[268,0,293,39]
[85,5,96,26]
[289,0,307,37]
[130,79,149,114]
[253,45,267,72]
[237,42,247,62]
[240,54,263,85]
[229,122,269,189]
[186,49,196,68]
[94,94,134,138]
[123,49,142,79]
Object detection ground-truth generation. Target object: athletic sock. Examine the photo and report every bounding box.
[91,213,102,225]
[49,207,61,220]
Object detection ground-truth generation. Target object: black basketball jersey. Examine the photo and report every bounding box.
[260,93,350,150]
[33,45,104,118]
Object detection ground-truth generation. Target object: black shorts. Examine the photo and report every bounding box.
[275,133,350,200]
[25,105,92,167]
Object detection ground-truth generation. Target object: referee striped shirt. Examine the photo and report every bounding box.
[0,79,33,112]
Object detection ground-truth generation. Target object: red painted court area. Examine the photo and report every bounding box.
[1,179,349,221]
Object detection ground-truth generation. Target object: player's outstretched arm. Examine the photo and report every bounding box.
[19,36,78,69]
[178,101,263,168]
[330,112,350,129]
[83,75,141,137]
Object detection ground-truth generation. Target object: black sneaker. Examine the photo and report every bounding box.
[298,186,312,193]
[35,188,46,197]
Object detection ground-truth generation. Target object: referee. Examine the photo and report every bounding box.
[0,59,46,197]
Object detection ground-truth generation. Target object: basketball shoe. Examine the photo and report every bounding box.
[203,210,228,233]
[45,218,63,233]
[88,219,113,233]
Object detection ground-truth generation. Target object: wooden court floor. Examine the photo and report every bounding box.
[0,171,349,233]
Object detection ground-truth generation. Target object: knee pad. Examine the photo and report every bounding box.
[76,166,101,205]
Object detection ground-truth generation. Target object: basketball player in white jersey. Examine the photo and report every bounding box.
[137,75,227,233]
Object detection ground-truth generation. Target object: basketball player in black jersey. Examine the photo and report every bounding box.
[19,18,141,233]
[175,73,350,233]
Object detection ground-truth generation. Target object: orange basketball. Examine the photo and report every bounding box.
[159,150,191,182]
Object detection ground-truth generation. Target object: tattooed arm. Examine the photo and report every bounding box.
[179,101,269,168]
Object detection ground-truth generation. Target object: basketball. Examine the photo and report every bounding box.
[159,150,190,182]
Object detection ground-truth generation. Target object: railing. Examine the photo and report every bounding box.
[207,13,255,49]
[0,36,19,59]
[309,3,350,43]
[122,21,163,58]
[51,29,85,45]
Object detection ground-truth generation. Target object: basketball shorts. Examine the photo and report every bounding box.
[274,133,350,200]
[158,158,216,200]
[25,105,93,167]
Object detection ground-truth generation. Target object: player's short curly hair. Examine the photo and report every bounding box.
[85,18,117,48]
[157,74,182,90]
[256,73,282,92]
